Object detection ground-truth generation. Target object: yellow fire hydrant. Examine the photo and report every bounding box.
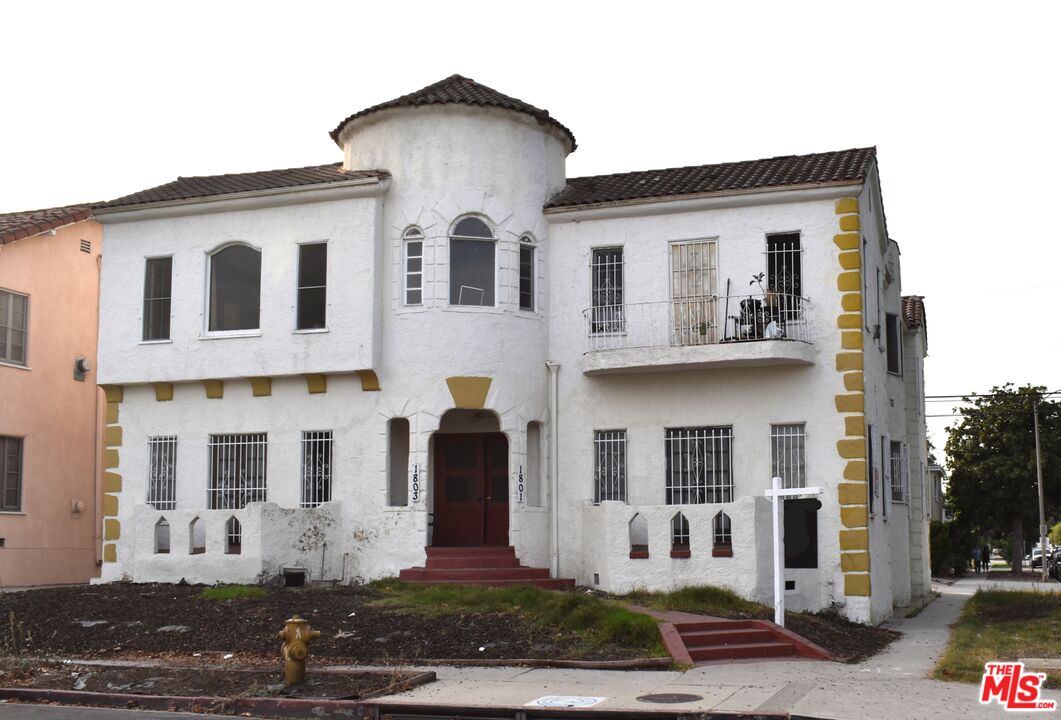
[277,614,321,687]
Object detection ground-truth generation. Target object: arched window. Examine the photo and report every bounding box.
[629,513,649,559]
[712,511,733,557]
[403,227,424,306]
[449,217,495,307]
[519,234,536,311]
[670,512,690,558]
[208,244,261,331]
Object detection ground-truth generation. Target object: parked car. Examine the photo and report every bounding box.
[1048,549,1061,580]
[1030,548,1044,568]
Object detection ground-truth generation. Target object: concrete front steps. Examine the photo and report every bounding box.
[398,545,576,589]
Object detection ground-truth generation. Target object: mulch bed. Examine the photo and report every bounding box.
[782,611,898,663]
[0,583,644,664]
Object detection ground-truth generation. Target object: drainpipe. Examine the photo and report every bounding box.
[546,362,560,577]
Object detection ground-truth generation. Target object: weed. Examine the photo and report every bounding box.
[201,585,268,601]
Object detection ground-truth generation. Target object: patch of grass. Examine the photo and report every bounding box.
[623,584,766,618]
[933,590,1061,688]
[201,585,268,601]
[368,580,663,655]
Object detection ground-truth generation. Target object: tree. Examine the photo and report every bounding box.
[945,384,1061,575]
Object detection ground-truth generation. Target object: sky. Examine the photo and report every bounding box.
[2,1,1059,460]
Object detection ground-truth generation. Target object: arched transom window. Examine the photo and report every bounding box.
[449,217,495,307]
[208,243,261,331]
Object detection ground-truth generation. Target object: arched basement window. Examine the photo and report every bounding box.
[712,511,733,557]
[670,512,690,558]
[208,243,261,331]
[225,516,242,555]
[449,217,495,307]
[154,517,170,554]
[629,513,649,559]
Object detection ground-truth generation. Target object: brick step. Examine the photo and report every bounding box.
[688,640,795,662]
[673,619,757,633]
[425,556,522,569]
[400,567,551,582]
[425,545,516,557]
[409,578,576,590]
[679,628,775,647]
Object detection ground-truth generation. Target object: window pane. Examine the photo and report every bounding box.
[519,244,534,311]
[298,243,327,288]
[297,287,327,330]
[406,289,422,305]
[0,290,28,365]
[591,248,623,333]
[594,430,626,503]
[1,436,22,511]
[142,258,172,341]
[450,239,495,306]
[209,245,261,331]
[452,217,493,238]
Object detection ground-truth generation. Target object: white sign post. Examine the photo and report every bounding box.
[763,476,822,627]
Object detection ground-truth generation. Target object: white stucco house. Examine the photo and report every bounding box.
[92,75,930,623]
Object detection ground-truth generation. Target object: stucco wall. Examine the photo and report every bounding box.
[0,220,103,586]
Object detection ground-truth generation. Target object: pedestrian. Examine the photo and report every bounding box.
[972,546,982,574]
[982,545,991,574]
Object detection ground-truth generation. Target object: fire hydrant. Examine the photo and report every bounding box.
[277,614,321,687]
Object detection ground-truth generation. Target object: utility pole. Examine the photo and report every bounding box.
[1034,399,1047,582]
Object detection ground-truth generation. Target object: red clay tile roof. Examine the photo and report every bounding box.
[546,147,876,209]
[329,74,577,151]
[902,295,926,330]
[96,163,389,210]
[0,205,93,245]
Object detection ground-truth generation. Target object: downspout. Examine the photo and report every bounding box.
[93,253,103,568]
[546,362,560,577]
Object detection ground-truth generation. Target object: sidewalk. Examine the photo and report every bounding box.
[371,578,1060,719]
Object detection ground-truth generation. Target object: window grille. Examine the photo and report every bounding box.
[771,424,806,489]
[403,228,423,306]
[665,427,732,504]
[0,289,29,365]
[590,248,624,333]
[142,257,172,341]
[593,430,627,503]
[208,433,267,510]
[890,441,904,502]
[297,243,327,330]
[766,233,803,320]
[519,236,535,311]
[867,425,875,515]
[671,513,690,552]
[225,516,242,554]
[880,435,889,517]
[300,430,333,508]
[146,436,178,510]
[670,240,718,345]
[1,436,23,512]
[713,511,732,547]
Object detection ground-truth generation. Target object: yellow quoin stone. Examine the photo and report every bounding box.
[153,382,174,401]
[840,528,869,550]
[203,379,224,399]
[841,505,869,528]
[843,460,867,481]
[835,393,864,413]
[103,544,117,563]
[835,352,863,371]
[104,426,123,447]
[304,374,327,394]
[104,518,121,540]
[841,330,863,349]
[844,416,866,436]
[106,402,120,423]
[843,372,864,392]
[835,197,859,215]
[837,271,861,292]
[249,377,272,397]
[102,494,119,517]
[841,293,862,312]
[839,215,861,232]
[841,552,870,572]
[103,472,122,493]
[844,573,871,596]
[838,251,861,270]
[834,233,860,250]
[838,482,868,505]
[837,313,862,329]
[447,376,492,409]
[104,448,120,469]
[837,438,866,459]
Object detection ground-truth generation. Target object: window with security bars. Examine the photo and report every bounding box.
[208,433,267,510]
[142,257,172,341]
[665,427,732,504]
[403,228,423,306]
[766,233,803,321]
[593,430,627,503]
[146,436,177,510]
[590,248,623,333]
[890,441,905,502]
[1,436,22,511]
[519,236,535,311]
[0,289,29,365]
[771,424,806,489]
[300,430,333,508]
[670,240,718,345]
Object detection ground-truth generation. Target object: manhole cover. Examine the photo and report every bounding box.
[636,693,703,704]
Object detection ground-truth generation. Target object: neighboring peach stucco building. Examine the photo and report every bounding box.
[0,206,103,586]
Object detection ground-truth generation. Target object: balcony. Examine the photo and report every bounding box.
[581,293,815,375]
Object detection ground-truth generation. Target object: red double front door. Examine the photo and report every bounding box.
[432,433,509,546]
